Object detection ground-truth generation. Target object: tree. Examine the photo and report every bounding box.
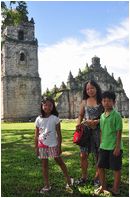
[42,88,52,98]
[16,1,28,21]
[1,1,28,30]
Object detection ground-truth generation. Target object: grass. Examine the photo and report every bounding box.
[1,119,129,197]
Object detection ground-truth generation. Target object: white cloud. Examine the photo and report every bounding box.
[106,18,129,43]
[38,18,129,98]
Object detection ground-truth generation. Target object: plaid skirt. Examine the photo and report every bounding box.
[38,145,60,159]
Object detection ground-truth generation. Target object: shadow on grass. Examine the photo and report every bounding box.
[1,128,129,197]
[2,129,34,136]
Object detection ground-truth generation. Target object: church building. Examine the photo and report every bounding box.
[56,56,129,118]
[1,18,41,121]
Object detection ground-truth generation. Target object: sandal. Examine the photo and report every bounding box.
[40,186,51,193]
[94,186,104,195]
[103,190,111,196]
[66,186,73,194]
[66,178,74,194]
[93,178,100,187]
[75,178,88,186]
[94,186,111,196]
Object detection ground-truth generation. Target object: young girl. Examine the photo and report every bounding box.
[35,97,73,193]
[76,80,103,186]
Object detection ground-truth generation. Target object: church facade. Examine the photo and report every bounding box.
[56,56,129,118]
[1,19,41,121]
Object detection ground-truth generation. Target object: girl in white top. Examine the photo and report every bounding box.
[35,97,73,193]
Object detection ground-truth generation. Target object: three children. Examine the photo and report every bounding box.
[35,90,123,195]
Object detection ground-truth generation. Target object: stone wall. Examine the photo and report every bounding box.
[1,76,41,121]
[57,57,129,118]
[1,21,41,121]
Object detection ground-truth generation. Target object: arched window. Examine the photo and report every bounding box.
[18,30,24,40]
[20,52,25,61]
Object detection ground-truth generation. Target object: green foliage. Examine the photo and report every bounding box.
[16,1,28,17]
[54,91,63,103]
[42,87,62,103]
[1,120,129,197]
[42,88,51,98]
[1,1,28,30]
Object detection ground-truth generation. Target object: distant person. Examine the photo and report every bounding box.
[76,80,103,186]
[95,91,123,196]
[35,97,73,193]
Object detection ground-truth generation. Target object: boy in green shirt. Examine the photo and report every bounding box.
[96,91,123,196]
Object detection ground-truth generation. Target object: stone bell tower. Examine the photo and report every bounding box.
[1,19,41,121]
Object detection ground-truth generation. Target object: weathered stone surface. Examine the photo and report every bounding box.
[1,21,41,121]
[57,56,129,118]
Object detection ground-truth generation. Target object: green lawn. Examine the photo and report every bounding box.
[1,119,129,197]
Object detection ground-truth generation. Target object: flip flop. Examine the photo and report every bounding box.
[66,178,74,194]
[103,190,112,196]
[94,186,104,195]
[40,186,51,193]
[94,187,111,196]
[75,178,88,186]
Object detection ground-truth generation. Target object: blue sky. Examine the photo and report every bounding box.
[27,1,128,44]
[4,1,129,97]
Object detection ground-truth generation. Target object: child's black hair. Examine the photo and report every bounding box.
[83,80,102,104]
[102,91,116,102]
[41,97,59,117]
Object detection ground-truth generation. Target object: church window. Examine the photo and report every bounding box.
[109,85,114,91]
[20,52,25,61]
[18,30,24,40]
